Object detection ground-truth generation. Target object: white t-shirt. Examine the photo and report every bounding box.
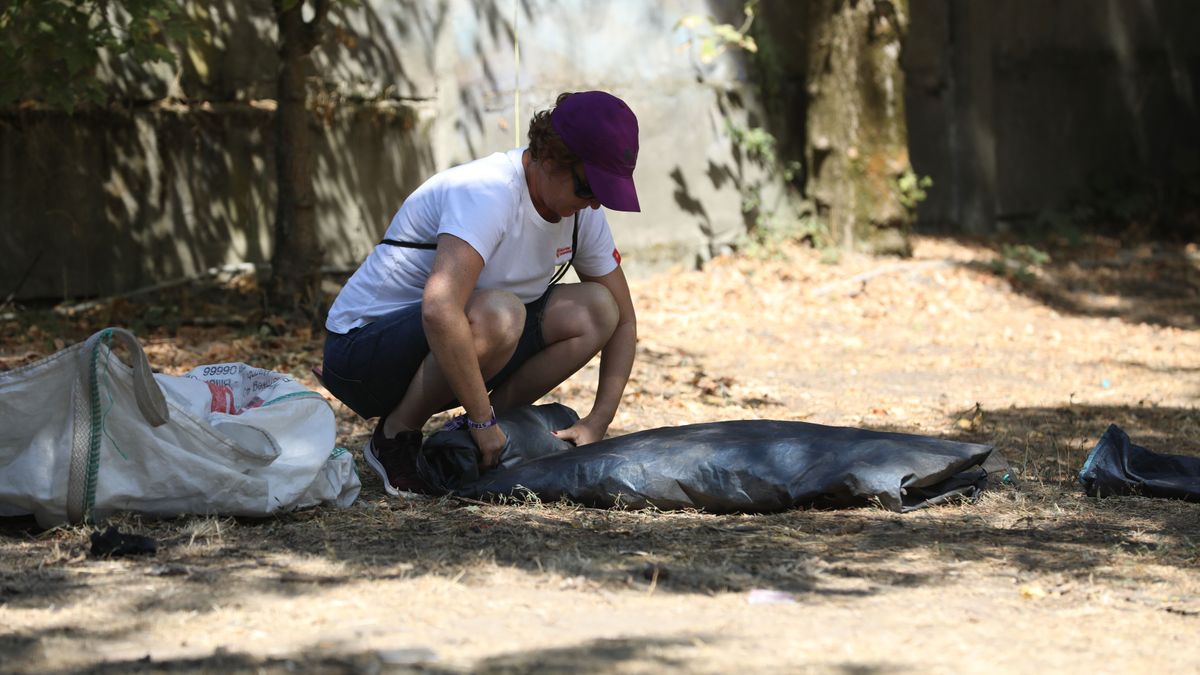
[326,148,621,334]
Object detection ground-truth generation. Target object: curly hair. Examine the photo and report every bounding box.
[527,92,580,167]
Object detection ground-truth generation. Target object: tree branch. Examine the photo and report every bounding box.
[301,0,330,53]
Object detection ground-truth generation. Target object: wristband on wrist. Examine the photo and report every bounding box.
[467,406,498,430]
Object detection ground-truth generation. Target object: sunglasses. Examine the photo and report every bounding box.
[572,167,595,200]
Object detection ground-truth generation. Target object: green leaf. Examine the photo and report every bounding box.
[0,0,196,109]
[712,24,740,42]
[62,45,88,74]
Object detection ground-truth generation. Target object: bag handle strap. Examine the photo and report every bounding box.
[67,328,170,523]
[547,213,580,287]
[94,328,170,427]
[378,239,436,250]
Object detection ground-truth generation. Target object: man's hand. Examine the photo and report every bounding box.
[471,424,507,471]
[552,417,608,446]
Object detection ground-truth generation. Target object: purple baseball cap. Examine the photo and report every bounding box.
[550,91,641,212]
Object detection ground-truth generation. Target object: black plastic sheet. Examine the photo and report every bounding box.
[416,403,580,491]
[419,404,998,513]
[1078,424,1200,501]
[89,526,158,558]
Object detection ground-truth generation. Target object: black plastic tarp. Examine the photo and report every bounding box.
[1078,424,1200,501]
[418,404,999,513]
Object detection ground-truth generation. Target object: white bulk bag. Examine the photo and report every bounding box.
[0,328,359,527]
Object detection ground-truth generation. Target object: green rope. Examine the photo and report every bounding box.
[82,329,113,524]
[331,446,359,479]
[260,390,326,408]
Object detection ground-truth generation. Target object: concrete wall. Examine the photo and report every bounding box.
[1,0,771,300]
[6,0,1196,300]
[904,0,1200,232]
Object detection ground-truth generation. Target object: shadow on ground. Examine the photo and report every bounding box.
[933,236,1200,331]
[2,404,1198,629]
[41,634,908,675]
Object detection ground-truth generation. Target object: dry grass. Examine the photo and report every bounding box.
[2,233,1199,672]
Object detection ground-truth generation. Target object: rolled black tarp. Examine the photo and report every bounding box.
[418,404,998,513]
[1078,424,1200,501]
[416,403,581,489]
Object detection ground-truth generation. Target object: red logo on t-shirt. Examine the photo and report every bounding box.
[557,246,573,257]
[612,248,622,265]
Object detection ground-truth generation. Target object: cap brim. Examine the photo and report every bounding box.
[583,163,640,212]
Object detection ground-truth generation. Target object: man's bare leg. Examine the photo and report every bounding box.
[489,282,619,412]
[382,289,526,437]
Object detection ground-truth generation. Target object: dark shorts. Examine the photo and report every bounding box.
[321,287,555,420]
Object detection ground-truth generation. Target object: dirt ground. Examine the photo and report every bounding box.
[2,234,1199,674]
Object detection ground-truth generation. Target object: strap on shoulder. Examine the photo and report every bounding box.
[379,239,437,250]
[548,212,580,287]
[379,212,579,287]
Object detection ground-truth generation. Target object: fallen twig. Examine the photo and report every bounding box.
[54,263,259,315]
[1,250,43,311]
[808,260,964,297]
[52,262,358,316]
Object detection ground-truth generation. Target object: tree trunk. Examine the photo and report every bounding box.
[268,0,328,315]
[804,0,913,255]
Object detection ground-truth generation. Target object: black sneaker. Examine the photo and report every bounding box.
[362,422,429,496]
